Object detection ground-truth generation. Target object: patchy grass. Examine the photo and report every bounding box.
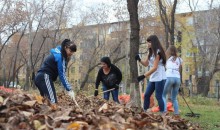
[178,95,220,130]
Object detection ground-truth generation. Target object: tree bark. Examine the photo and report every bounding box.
[158,0,177,48]
[127,0,141,108]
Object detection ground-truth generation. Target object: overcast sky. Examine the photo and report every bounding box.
[71,0,220,25]
[80,0,220,12]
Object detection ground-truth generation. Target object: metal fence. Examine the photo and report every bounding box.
[181,83,220,101]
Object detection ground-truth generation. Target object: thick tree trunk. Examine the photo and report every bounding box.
[197,76,211,96]
[127,0,141,108]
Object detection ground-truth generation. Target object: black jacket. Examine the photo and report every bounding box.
[95,64,122,89]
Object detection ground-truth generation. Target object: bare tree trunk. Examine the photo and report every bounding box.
[170,0,177,45]
[158,0,177,49]
[12,32,24,88]
[127,0,141,108]
[25,21,32,91]
[197,76,211,96]
[80,64,99,89]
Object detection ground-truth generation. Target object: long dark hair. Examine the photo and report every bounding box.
[147,35,166,65]
[61,39,77,62]
[166,45,178,61]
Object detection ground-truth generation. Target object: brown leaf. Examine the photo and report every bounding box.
[98,103,108,112]
[66,121,88,130]
[3,97,9,105]
[67,122,80,130]
[110,114,125,123]
[19,110,33,117]
[33,120,42,130]
[116,108,124,114]
[0,96,3,103]
[22,100,37,107]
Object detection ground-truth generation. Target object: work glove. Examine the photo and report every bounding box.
[94,89,98,96]
[67,90,75,100]
[178,88,181,93]
[135,54,141,62]
[137,75,145,82]
[114,84,119,89]
[179,87,183,93]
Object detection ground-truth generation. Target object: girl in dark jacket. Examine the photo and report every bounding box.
[94,57,122,103]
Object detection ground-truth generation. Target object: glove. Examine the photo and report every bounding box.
[67,90,75,100]
[135,54,141,62]
[137,75,145,82]
[114,84,119,89]
[94,89,98,96]
[179,87,183,93]
[178,88,181,93]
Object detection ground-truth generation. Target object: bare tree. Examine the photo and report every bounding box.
[127,0,142,108]
[186,0,220,96]
[0,0,27,86]
[158,0,178,49]
[60,3,127,90]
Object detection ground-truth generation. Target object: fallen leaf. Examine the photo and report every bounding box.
[23,100,37,107]
[34,94,43,104]
[19,111,33,117]
[98,103,108,112]
[116,108,124,114]
[33,120,42,130]
[67,122,80,130]
[0,96,3,103]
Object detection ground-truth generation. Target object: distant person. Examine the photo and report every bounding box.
[135,35,166,113]
[34,39,76,104]
[94,57,122,103]
[162,45,183,116]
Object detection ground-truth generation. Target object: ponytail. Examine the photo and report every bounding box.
[61,39,77,62]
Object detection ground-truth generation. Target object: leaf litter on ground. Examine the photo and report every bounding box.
[0,90,202,130]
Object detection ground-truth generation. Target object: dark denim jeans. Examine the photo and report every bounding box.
[144,80,166,112]
[102,85,119,103]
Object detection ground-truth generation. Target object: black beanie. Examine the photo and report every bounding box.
[100,57,111,67]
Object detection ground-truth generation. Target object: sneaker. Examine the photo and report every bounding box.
[143,109,151,113]
[161,112,168,117]
[173,114,180,120]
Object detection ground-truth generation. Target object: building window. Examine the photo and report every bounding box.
[79,67,82,73]
[216,80,219,88]
[186,51,193,57]
[71,67,75,73]
[185,64,190,72]
[71,56,76,62]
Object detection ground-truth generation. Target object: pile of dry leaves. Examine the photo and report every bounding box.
[0,90,201,130]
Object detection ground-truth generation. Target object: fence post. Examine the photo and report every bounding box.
[217,80,219,101]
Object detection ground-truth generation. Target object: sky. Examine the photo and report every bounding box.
[75,0,220,24]
[80,0,220,13]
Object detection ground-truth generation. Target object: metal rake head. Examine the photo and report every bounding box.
[185,112,200,118]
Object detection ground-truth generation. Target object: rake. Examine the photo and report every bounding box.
[180,91,200,118]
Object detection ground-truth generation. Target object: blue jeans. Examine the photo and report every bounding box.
[162,77,181,114]
[102,85,119,103]
[144,80,166,112]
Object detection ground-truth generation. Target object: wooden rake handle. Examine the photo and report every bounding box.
[87,88,115,98]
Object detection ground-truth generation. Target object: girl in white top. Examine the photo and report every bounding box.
[135,35,166,112]
[162,45,183,115]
